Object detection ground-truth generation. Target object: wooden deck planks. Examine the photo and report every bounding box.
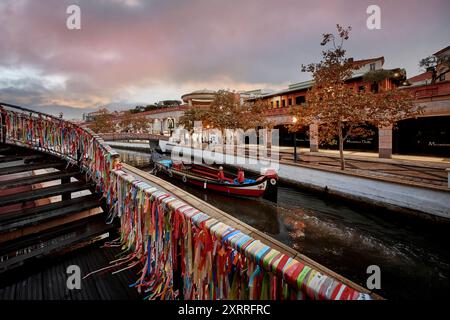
[0,154,43,164]
[0,181,90,207]
[0,195,100,232]
[0,161,66,176]
[0,245,142,300]
[0,170,79,190]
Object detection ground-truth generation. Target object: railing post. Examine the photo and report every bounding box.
[61,176,71,200]
[447,168,450,189]
[1,110,5,144]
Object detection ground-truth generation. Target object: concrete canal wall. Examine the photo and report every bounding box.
[107,141,450,220]
[277,163,450,220]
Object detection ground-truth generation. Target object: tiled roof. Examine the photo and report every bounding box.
[352,56,385,67]
[408,71,432,83]
[434,45,450,56]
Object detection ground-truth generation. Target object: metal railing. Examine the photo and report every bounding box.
[99,132,169,141]
[0,102,376,300]
[0,102,120,194]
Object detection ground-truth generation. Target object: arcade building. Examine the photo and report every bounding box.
[242,48,450,158]
[84,45,450,158]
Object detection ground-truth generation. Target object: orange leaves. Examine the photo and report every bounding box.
[292,24,419,169]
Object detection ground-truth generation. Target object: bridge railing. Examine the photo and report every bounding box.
[0,102,120,194]
[0,102,375,300]
[99,132,169,141]
[106,166,375,300]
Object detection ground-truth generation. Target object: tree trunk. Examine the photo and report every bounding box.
[431,69,437,84]
[338,121,345,170]
[222,129,226,155]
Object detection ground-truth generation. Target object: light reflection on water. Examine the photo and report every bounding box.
[117,149,450,300]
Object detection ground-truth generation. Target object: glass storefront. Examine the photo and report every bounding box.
[393,116,450,157]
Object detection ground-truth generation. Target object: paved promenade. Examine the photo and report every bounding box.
[107,141,449,190]
[277,147,449,189]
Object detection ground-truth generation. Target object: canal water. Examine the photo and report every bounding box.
[117,149,450,300]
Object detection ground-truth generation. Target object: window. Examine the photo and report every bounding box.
[295,96,305,105]
[276,100,279,108]
[270,101,274,108]
[358,85,365,92]
[370,63,376,71]
[288,98,292,106]
[282,100,286,107]
[439,73,446,82]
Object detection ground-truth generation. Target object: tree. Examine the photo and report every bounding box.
[291,25,419,170]
[144,104,158,111]
[130,105,146,114]
[205,90,241,134]
[119,111,134,132]
[179,91,270,150]
[239,99,271,131]
[132,115,151,133]
[420,53,450,84]
[178,108,209,133]
[91,108,113,133]
[118,111,150,133]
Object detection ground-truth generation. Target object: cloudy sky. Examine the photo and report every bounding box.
[0,0,449,119]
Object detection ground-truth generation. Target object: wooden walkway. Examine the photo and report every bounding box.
[0,144,111,274]
[0,245,142,300]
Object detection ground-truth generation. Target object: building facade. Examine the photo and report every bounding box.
[244,56,408,157]
[84,46,450,157]
[394,46,450,157]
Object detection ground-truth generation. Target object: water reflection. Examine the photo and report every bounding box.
[116,148,450,300]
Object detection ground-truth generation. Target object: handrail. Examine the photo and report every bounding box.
[0,102,120,194]
[105,165,375,300]
[99,132,170,141]
[0,102,376,300]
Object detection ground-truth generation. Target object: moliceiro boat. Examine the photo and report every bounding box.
[153,159,278,200]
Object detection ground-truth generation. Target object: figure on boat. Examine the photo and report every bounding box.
[237,167,245,184]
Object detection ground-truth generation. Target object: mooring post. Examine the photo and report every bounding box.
[1,111,5,144]
[447,168,450,189]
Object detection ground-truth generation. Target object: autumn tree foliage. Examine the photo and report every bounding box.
[179,90,270,137]
[133,115,151,133]
[119,111,134,132]
[206,90,242,134]
[239,98,271,132]
[91,108,113,133]
[178,108,209,133]
[119,110,151,133]
[291,25,419,170]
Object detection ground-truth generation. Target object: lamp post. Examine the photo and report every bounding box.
[206,125,210,144]
[168,118,174,136]
[292,116,298,163]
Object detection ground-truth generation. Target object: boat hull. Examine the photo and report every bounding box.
[154,162,275,198]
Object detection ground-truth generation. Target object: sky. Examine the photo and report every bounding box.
[0,0,449,119]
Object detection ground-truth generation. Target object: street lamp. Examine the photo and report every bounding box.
[292,116,298,163]
[168,118,174,136]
